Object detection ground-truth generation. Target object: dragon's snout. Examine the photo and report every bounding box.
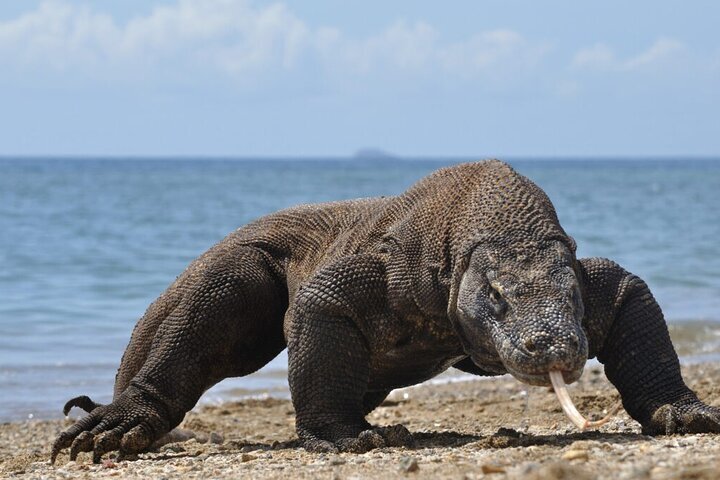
[497,318,588,387]
[519,330,581,356]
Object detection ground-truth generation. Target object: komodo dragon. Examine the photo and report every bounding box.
[52,160,720,463]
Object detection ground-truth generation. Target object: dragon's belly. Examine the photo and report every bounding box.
[367,344,465,391]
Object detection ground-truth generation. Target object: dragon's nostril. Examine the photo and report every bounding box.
[524,338,537,353]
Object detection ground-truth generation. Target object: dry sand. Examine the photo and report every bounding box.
[2,363,719,479]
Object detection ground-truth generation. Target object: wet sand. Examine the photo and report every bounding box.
[2,363,719,479]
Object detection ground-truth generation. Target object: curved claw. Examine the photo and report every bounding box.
[120,424,155,455]
[93,429,123,464]
[69,431,94,461]
[63,395,103,416]
[51,434,73,464]
[51,412,103,463]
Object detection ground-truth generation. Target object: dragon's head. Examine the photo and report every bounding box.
[452,236,588,386]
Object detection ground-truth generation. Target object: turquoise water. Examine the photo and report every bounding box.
[1,158,719,421]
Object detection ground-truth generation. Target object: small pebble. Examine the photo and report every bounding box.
[679,437,698,446]
[562,449,589,461]
[164,444,186,453]
[568,440,601,450]
[241,453,256,462]
[481,464,506,474]
[399,455,419,473]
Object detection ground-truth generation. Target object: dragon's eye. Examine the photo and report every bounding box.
[488,287,506,316]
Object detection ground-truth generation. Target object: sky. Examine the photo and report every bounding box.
[0,0,718,157]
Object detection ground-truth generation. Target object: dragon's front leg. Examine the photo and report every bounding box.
[288,255,414,453]
[580,257,720,434]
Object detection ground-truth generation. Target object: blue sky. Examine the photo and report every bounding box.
[0,1,718,157]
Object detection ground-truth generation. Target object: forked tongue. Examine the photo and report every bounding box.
[548,370,621,430]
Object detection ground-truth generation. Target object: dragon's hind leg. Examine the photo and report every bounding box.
[61,288,186,417]
[52,245,287,463]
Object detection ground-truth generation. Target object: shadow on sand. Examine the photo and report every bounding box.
[412,427,652,450]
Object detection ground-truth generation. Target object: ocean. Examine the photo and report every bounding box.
[1,158,719,422]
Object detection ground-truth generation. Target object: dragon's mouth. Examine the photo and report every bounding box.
[494,334,587,387]
[505,366,583,387]
[490,323,588,374]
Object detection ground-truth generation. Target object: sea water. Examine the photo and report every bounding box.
[1,158,719,421]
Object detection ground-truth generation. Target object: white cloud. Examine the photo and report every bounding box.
[0,2,120,70]
[339,21,440,74]
[0,0,549,87]
[572,44,616,70]
[442,30,543,70]
[0,0,315,75]
[572,38,686,72]
[317,22,549,81]
[624,38,684,70]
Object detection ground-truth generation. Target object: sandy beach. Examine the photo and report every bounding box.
[1,363,719,479]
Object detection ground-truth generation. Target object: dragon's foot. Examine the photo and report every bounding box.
[51,385,174,464]
[643,400,720,435]
[300,423,414,453]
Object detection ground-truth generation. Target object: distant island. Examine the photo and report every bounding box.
[352,148,396,160]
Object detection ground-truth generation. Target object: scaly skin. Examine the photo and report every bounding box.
[52,160,720,463]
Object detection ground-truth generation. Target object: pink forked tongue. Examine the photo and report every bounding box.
[549,370,621,430]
